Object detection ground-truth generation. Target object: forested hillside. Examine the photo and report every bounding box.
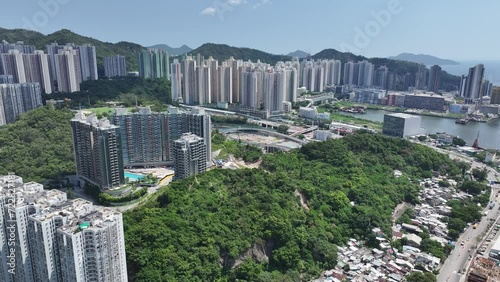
[0,28,144,73]
[124,133,461,281]
[0,107,75,182]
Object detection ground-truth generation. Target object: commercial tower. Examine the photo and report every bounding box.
[71,112,125,190]
[0,174,128,282]
[104,55,127,78]
[459,64,485,100]
[138,49,170,79]
[173,133,207,180]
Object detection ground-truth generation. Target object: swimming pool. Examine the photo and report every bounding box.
[124,172,145,181]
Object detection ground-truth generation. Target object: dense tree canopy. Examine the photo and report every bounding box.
[124,133,461,281]
[43,77,171,110]
[0,107,75,183]
[406,271,437,282]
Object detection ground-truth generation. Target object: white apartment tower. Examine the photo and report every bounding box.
[104,55,127,78]
[77,44,98,81]
[22,51,52,94]
[0,175,128,282]
[173,133,208,180]
[264,71,287,112]
[182,56,197,104]
[54,48,82,93]
[206,57,219,103]
[218,62,232,103]
[0,50,26,83]
[196,64,211,104]
[170,59,182,101]
[241,71,260,109]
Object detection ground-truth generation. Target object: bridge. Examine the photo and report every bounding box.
[218,127,307,145]
[290,126,318,137]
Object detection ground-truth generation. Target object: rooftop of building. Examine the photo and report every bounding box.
[72,111,119,130]
[176,132,204,143]
[385,113,419,119]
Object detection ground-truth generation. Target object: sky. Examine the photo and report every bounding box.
[1,0,500,60]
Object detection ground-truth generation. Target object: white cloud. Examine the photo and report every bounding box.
[227,0,243,5]
[200,7,217,16]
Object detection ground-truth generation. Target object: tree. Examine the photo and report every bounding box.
[472,168,488,182]
[406,272,436,282]
[276,125,289,134]
[418,136,427,142]
[452,137,466,146]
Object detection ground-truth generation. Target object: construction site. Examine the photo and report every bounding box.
[467,257,500,282]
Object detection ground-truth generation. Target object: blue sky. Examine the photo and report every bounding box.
[1,0,499,60]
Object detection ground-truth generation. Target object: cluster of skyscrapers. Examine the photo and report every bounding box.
[0,40,98,94]
[0,174,128,282]
[459,64,493,102]
[0,74,43,126]
[171,56,301,113]
[71,106,211,189]
[168,53,452,115]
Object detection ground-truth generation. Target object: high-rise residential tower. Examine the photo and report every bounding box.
[0,174,128,282]
[138,49,170,79]
[0,50,26,83]
[173,133,207,180]
[104,55,127,78]
[111,107,168,167]
[71,112,125,190]
[170,59,182,101]
[77,44,98,81]
[54,47,82,93]
[427,65,441,93]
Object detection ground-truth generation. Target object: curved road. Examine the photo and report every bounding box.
[435,152,500,282]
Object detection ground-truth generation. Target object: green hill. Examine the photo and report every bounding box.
[185,43,292,65]
[313,49,461,91]
[0,28,145,74]
[124,133,462,281]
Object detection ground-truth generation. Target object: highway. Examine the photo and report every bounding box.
[436,154,500,282]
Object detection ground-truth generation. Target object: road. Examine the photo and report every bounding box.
[63,175,170,213]
[437,158,500,282]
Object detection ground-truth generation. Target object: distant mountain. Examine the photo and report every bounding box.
[389,53,459,66]
[0,28,145,73]
[186,43,291,65]
[312,49,461,91]
[287,50,309,59]
[148,44,192,56]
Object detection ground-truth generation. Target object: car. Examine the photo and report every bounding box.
[461,241,465,246]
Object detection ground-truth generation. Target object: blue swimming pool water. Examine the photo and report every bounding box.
[124,172,145,181]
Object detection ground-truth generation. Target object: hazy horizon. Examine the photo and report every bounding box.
[0,0,499,61]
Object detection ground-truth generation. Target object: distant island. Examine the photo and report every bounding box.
[147,44,193,56]
[389,53,460,66]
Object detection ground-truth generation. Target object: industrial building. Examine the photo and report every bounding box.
[383,113,423,138]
